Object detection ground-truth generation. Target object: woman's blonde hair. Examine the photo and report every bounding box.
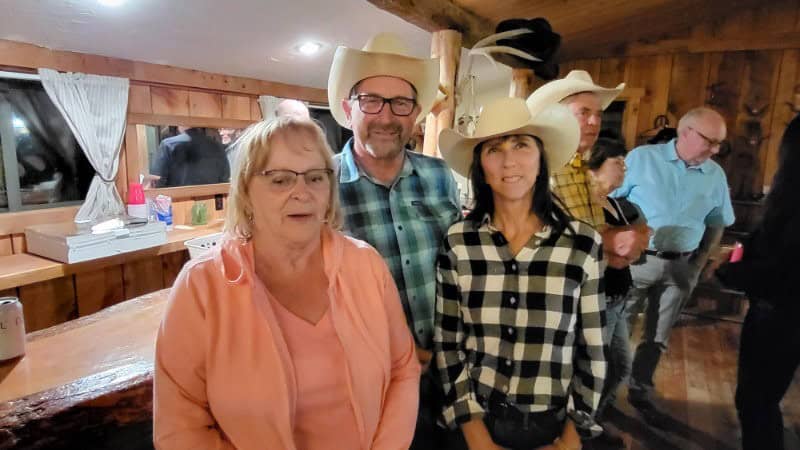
[225,116,342,240]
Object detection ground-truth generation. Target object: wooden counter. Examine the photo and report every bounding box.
[0,290,168,449]
[0,222,222,292]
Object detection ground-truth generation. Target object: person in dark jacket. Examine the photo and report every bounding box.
[715,112,800,450]
[151,127,230,187]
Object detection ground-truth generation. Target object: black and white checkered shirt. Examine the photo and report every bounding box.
[434,214,606,434]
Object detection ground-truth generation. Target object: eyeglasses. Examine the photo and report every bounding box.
[688,127,723,149]
[350,94,417,116]
[258,168,333,192]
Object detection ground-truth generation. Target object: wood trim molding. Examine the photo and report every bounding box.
[127,113,255,130]
[0,206,80,235]
[0,39,327,103]
[144,183,229,200]
[569,32,800,60]
[365,0,493,48]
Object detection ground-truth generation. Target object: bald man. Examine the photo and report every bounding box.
[275,99,310,120]
[613,107,735,425]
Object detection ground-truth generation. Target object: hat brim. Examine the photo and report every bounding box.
[527,79,625,110]
[439,104,579,178]
[327,46,440,129]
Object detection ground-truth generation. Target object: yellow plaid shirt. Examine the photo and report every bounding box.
[550,153,606,230]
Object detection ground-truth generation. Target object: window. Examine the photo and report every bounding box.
[0,74,93,212]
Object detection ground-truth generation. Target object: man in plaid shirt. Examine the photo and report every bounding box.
[527,71,646,272]
[327,33,462,448]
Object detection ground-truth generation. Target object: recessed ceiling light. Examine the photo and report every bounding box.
[98,0,126,6]
[297,41,322,56]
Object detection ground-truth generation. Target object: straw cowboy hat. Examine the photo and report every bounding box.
[526,70,625,111]
[438,96,579,178]
[327,33,440,129]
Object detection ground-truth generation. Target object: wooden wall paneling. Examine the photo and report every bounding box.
[558,60,581,78]
[116,140,129,203]
[122,126,141,189]
[705,52,747,177]
[626,54,674,136]
[570,59,602,80]
[0,288,18,299]
[188,91,223,118]
[250,98,263,121]
[18,277,77,332]
[0,206,81,236]
[75,265,125,317]
[749,0,799,35]
[732,50,783,198]
[123,256,164,300]
[11,233,26,254]
[668,52,713,123]
[0,236,12,256]
[0,40,328,103]
[764,49,800,187]
[162,251,189,288]
[128,84,152,114]
[171,199,190,226]
[222,95,252,120]
[597,57,628,88]
[622,95,641,150]
[150,87,190,116]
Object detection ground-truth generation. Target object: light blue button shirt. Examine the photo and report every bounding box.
[612,139,735,252]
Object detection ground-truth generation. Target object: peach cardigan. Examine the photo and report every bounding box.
[154,228,421,449]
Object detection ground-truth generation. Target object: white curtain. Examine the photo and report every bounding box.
[257,95,281,121]
[38,68,129,223]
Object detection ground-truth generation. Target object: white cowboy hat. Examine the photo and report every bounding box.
[526,69,625,111]
[438,96,579,178]
[327,33,440,129]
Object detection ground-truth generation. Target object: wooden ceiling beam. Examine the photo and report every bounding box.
[366,0,494,48]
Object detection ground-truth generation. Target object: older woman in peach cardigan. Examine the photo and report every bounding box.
[153,117,420,450]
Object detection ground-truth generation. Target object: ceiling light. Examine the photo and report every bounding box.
[297,42,322,56]
[98,0,126,6]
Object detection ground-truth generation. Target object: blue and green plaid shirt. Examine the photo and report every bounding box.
[335,139,461,348]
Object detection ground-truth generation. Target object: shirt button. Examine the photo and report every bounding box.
[511,263,517,272]
[509,296,516,305]
[507,327,514,335]
[502,385,509,393]
[505,359,512,366]
[397,225,403,231]
[405,259,410,265]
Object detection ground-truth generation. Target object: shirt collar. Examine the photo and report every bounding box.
[664,138,711,173]
[477,212,554,240]
[338,138,416,185]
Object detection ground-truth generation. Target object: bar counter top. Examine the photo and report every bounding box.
[0,289,168,449]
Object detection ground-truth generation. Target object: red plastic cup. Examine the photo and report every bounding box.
[729,242,744,263]
[127,182,145,205]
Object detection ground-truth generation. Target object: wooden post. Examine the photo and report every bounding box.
[509,68,536,99]
[423,30,462,158]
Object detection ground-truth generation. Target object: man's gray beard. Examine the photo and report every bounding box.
[364,141,403,160]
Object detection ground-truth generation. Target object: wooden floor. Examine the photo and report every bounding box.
[605,297,800,450]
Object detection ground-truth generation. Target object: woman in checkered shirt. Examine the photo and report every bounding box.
[435,97,606,450]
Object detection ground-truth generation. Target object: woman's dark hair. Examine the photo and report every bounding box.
[760,113,800,235]
[465,135,575,236]
[587,137,627,171]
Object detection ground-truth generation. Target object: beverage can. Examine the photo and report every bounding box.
[0,297,26,361]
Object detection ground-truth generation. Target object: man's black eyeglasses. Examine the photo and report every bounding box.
[350,94,417,116]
